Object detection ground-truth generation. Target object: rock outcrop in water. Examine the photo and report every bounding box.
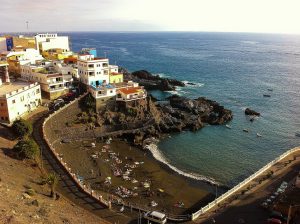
[245,108,260,116]
[96,95,233,146]
[121,69,186,91]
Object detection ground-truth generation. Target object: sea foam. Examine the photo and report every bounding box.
[183,80,205,88]
[145,143,219,185]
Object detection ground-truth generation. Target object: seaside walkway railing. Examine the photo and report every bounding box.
[191,146,300,220]
[42,93,110,207]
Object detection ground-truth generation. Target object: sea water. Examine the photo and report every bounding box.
[69,32,300,186]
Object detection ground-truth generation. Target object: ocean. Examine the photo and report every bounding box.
[68,32,300,186]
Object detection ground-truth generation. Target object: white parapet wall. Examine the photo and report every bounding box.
[191,146,300,220]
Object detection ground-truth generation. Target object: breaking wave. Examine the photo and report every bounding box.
[145,143,219,186]
[156,73,170,78]
[183,80,205,88]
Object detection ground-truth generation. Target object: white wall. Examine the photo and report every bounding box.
[35,34,70,52]
[78,59,110,85]
[6,83,41,123]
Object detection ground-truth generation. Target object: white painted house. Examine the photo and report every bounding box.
[4,48,44,65]
[0,63,41,123]
[35,33,70,52]
[78,54,117,99]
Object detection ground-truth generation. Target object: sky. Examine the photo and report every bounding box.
[1,0,300,34]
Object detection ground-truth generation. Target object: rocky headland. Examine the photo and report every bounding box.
[120,68,186,91]
[95,94,233,146]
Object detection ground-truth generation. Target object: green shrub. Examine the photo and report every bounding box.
[80,93,95,112]
[12,119,33,138]
[13,139,39,160]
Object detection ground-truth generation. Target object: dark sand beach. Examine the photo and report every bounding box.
[53,139,214,215]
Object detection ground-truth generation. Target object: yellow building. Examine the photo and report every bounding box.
[41,48,73,60]
[109,72,123,84]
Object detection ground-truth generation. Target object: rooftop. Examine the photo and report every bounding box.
[118,87,143,95]
[0,81,37,97]
[110,72,123,76]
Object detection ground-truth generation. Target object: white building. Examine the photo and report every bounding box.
[0,63,41,123]
[20,62,73,99]
[4,48,44,65]
[78,54,117,99]
[35,33,70,52]
[116,86,147,102]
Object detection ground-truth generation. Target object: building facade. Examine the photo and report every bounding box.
[35,33,70,53]
[0,62,41,123]
[20,62,73,99]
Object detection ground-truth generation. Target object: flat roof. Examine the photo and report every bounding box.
[0,81,36,97]
[118,87,143,95]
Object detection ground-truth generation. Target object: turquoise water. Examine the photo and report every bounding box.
[69,32,300,186]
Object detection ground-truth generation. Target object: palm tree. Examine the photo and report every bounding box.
[46,173,58,198]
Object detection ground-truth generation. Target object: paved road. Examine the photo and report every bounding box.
[32,112,133,224]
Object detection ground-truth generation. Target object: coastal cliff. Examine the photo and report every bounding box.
[96,95,233,146]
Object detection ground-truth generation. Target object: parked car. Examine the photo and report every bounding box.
[54,98,64,105]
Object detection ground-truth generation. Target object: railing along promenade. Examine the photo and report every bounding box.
[42,93,110,208]
[191,146,300,220]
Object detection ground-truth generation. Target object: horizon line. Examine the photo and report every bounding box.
[1,30,300,36]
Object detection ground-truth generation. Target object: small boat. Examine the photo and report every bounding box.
[295,132,300,137]
[243,129,249,133]
[263,94,271,97]
[225,124,232,129]
[267,88,273,91]
[256,133,262,137]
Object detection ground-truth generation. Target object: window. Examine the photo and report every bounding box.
[20,96,24,102]
[36,89,40,94]
[0,103,3,107]
[12,99,16,104]
[110,90,113,93]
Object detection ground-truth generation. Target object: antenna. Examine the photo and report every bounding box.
[26,21,29,30]
[104,51,107,58]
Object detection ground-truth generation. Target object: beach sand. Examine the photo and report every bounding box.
[54,139,214,215]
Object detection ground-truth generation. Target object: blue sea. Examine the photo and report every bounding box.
[68,32,300,186]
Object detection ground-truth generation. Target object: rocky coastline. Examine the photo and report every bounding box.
[93,69,232,146]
